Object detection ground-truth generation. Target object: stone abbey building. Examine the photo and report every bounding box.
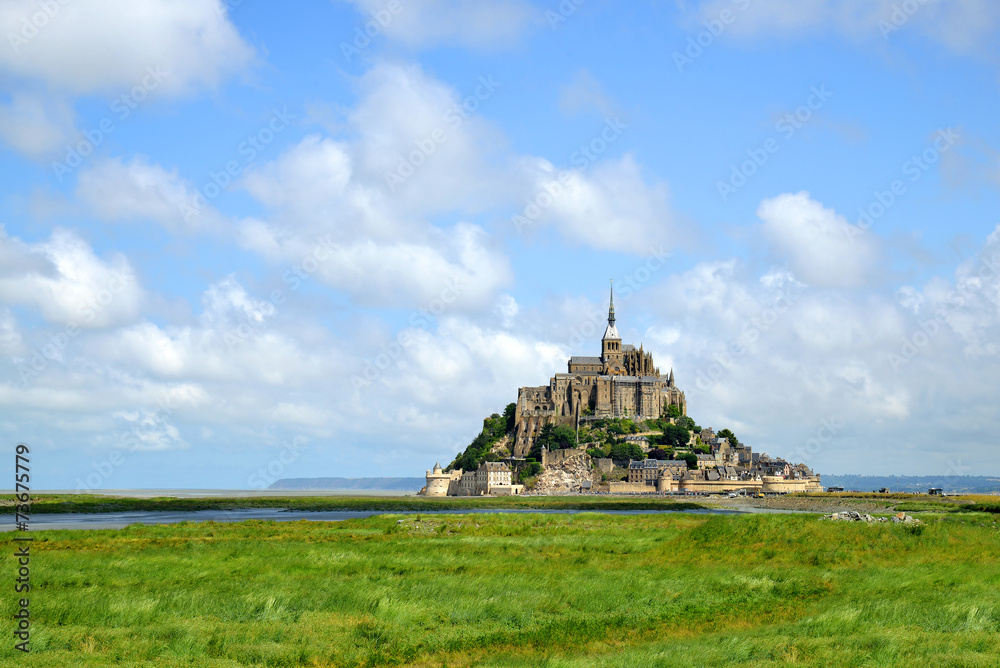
[512,285,687,457]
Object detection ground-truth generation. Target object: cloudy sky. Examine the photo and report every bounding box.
[1,0,999,489]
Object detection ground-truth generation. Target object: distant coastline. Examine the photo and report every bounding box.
[820,475,1000,494]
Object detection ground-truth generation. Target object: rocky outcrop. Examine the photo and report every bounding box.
[532,454,594,495]
[821,511,923,525]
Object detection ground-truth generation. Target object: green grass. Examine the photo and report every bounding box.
[2,512,999,667]
[1,494,706,515]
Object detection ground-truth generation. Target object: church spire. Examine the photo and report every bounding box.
[608,279,615,327]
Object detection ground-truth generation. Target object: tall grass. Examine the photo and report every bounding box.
[0,494,706,515]
[1,512,998,666]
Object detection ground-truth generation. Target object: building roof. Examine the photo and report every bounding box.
[622,344,636,352]
[602,322,620,340]
[569,356,602,364]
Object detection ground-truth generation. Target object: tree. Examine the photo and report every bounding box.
[677,416,701,433]
[681,452,699,470]
[519,460,542,483]
[538,423,576,450]
[647,447,673,461]
[664,403,682,419]
[608,442,645,461]
[658,423,691,449]
[502,402,516,433]
[587,447,608,459]
[717,429,740,447]
[528,423,577,461]
[449,407,514,471]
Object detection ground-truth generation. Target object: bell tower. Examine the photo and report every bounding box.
[601,280,623,374]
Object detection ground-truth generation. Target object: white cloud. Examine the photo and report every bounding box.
[0,91,75,159]
[233,64,516,310]
[114,408,186,451]
[0,0,254,158]
[0,308,24,355]
[559,69,619,118]
[691,0,1000,55]
[76,157,228,233]
[520,154,679,254]
[341,0,539,50]
[758,191,880,289]
[0,228,142,328]
[0,0,254,95]
[89,276,343,386]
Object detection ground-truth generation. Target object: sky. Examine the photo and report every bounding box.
[1,0,999,490]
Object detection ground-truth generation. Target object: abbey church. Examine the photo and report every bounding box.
[512,285,687,457]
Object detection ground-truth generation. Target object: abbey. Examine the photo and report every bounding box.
[512,285,687,457]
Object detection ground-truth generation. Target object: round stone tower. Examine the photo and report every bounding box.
[424,462,451,497]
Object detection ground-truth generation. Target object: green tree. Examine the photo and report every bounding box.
[502,402,516,433]
[518,461,542,483]
[448,408,513,471]
[681,452,699,470]
[608,442,645,461]
[658,423,691,449]
[677,416,701,433]
[528,423,577,461]
[647,447,672,460]
[717,429,740,447]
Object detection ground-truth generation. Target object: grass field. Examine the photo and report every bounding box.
[0,494,707,515]
[2,510,999,667]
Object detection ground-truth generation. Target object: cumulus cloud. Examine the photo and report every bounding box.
[517,154,679,254]
[0,227,142,328]
[0,0,254,158]
[76,157,228,234]
[340,0,540,50]
[758,191,881,288]
[0,0,254,95]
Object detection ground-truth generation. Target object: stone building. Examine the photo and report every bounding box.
[422,462,462,497]
[459,461,523,496]
[512,285,687,457]
[628,459,687,485]
[422,461,523,497]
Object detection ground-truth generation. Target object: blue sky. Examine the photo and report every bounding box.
[1,0,1000,489]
